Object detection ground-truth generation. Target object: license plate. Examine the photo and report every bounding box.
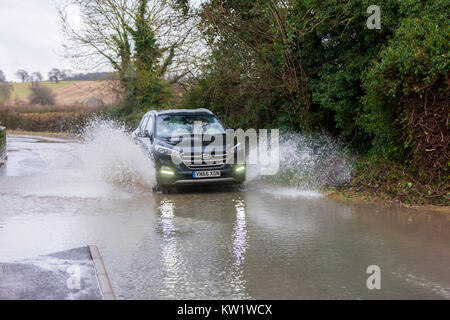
[193,170,221,178]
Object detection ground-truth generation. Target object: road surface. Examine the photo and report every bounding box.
[1,134,450,299]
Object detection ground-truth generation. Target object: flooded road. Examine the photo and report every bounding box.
[1,134,450,299]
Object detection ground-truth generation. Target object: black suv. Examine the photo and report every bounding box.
[132,109,246,192]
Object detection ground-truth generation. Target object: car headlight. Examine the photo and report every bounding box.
[155,144,181,157]
[234,164,246,173]
[160,165,175,176]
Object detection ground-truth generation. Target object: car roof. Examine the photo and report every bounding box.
[144,108,214,117]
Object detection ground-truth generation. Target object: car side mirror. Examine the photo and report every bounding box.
[140,130,152,138]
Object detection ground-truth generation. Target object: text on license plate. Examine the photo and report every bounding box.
[193,170,221,178]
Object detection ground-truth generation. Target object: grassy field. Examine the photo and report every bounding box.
[8,80,120,106]
[10,81,74,99]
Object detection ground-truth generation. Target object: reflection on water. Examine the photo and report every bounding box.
[159,199,176,281]
[1,135,450,300]
[230,199,248,294]
[153,195,252,299]
[158,199,186,294]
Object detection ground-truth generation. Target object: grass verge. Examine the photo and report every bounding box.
[326,157,449,208]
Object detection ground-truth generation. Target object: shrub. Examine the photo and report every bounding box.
[363,6,449,182]
[0,83,13,104]
[29,83,55,105]
[0,105,106,133]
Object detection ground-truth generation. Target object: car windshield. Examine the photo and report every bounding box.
[155,114,226,139]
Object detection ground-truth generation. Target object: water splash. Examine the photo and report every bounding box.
[77,124,349,195]
[78,118,156,192]
[246,132,353,192]
[2,118,156,199]
[3,121,350,199]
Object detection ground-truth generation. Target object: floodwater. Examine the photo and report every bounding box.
[1,134,450,300]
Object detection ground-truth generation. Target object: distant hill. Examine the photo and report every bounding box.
[10,81,73,100]
[8,80,121,106]
[51,81,121,105]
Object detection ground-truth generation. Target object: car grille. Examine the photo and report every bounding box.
[181,152,228,169]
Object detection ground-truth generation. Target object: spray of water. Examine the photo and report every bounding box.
[76,123,352,196]
[7,118,156,199]
[8,119,350,199]
[77,123,351,197]
[78,118,156,192]
[245,132,353,193]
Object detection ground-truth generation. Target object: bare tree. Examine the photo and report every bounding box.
[29,83,55,105]
[199,0,313,130]
[15,69,29,82]
[31,72,43,82]
[0,83,13,104]
[57,0,201,87]
[0,69,12,105]
[48,68,62,83]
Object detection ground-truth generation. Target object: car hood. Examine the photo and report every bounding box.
[155,134,234,154]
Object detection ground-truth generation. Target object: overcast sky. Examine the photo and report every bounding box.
[0,0,80,81]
